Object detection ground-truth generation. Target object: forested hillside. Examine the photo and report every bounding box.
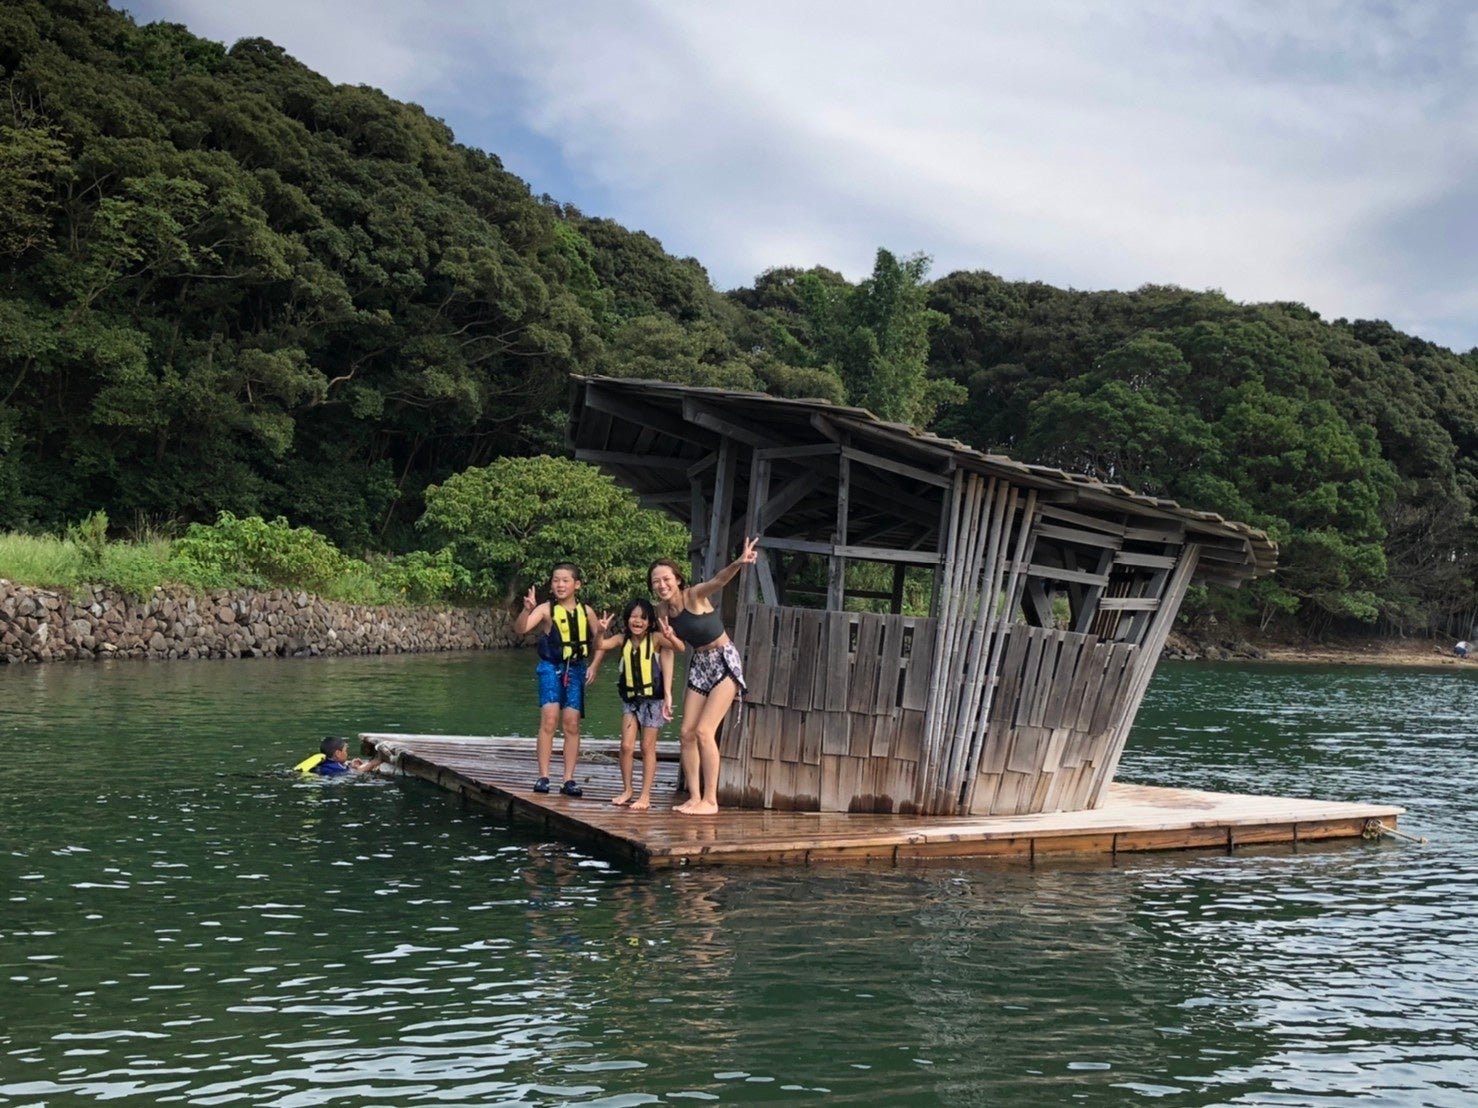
[3,0,1476,637]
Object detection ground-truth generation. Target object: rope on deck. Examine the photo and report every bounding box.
[1363,818,1428,845]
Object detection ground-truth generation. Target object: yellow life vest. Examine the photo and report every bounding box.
[294,753,326,773]
[539,602,590,662]
[618,635,657,702]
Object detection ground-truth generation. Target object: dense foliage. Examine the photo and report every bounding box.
[418,455,688,612]
[3,1,1477,637]
[0,510,438,601]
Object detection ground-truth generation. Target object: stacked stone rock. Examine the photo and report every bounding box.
[0,580,519,663]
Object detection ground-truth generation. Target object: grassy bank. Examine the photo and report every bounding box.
[0,512,471,607]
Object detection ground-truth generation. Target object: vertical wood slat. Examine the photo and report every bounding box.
[821,710,850,757]
[848,714,873,758]
[749,704,778,761]
[778,706,804,764]
[767,608,799,708]
[1073,644,1111,734]
[1026,631,1066,728]
[982,624,1030,776]
[825,614,852,712]
[819,753,845,811]
[787,610,820,712]
[1041,634,1083,730]
[870,711,895,757]
[800,707,824,766]
[1090,644,1138,734]
[901,619,936,710]
[847,615,883,715]
[810,609,834,713]
[875,616,906,715]
[896,709,926,763]
[1015,627,1049,727]
[743,604,775,704]
[886,756,917,814]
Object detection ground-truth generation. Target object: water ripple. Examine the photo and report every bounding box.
[3,654,1478,1103]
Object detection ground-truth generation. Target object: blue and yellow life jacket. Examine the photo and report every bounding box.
[618,635,657,702]
[537,602,591,663]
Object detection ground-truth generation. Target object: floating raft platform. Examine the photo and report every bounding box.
[362,734,1406,869]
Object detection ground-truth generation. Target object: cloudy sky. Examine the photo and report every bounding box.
[118,0,1478,352]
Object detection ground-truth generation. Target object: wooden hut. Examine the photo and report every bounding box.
[568,376,1276,818]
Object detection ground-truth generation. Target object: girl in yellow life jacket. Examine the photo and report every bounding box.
[595,598,683,810]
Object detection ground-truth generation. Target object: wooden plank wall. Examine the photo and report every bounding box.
[718,606,1145,818]
[712,493,1194,819]
[966,624,1139,816]
[719,605,937,814]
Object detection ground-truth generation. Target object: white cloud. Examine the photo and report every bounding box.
[120,0,1478,349]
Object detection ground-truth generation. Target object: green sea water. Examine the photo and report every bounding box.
[3,651,1475,1106]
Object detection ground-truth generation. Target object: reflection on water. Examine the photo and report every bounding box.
[3,652,1477,1104]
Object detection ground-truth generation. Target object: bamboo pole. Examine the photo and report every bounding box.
[931,473,990,811]
[961,488,1037,814]
[934,476,1002,811]
[947,479,1015,809]
[916,471,968,812]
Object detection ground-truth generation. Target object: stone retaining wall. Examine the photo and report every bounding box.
[0,580,521,663]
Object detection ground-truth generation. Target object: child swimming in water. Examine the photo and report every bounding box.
[295,736,384,775]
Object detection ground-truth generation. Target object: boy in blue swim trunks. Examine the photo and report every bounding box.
[514,563,607,797]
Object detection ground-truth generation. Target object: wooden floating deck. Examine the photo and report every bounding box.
[362,733,1406,869]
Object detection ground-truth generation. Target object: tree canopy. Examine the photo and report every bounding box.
[4,0,1478,639]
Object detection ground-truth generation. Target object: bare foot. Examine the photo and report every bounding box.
[630,796,650,811]
[673,798,696,813]
[611,791,632,806]
[679,800,718,816]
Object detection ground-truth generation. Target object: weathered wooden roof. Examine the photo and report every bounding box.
[568,376,1277,584]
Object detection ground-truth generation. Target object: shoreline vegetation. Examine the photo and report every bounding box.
[3,512,1466,670]
[5,1,1478,656]
[1168,630,1469,669]
[1,568,1463,669]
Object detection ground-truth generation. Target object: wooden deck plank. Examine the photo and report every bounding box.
[360,734,1406,869]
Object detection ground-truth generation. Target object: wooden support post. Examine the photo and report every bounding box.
[745,453,772,607]
[828,451,850,611]
[705,438,736,579]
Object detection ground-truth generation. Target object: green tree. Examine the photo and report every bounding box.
[418,456,689,609]
[778,249,963,425]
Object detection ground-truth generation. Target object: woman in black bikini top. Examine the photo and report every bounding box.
[648,536,758,816]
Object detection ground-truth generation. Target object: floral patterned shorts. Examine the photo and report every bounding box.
[686,641,746,695]
[622,698,667,731]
